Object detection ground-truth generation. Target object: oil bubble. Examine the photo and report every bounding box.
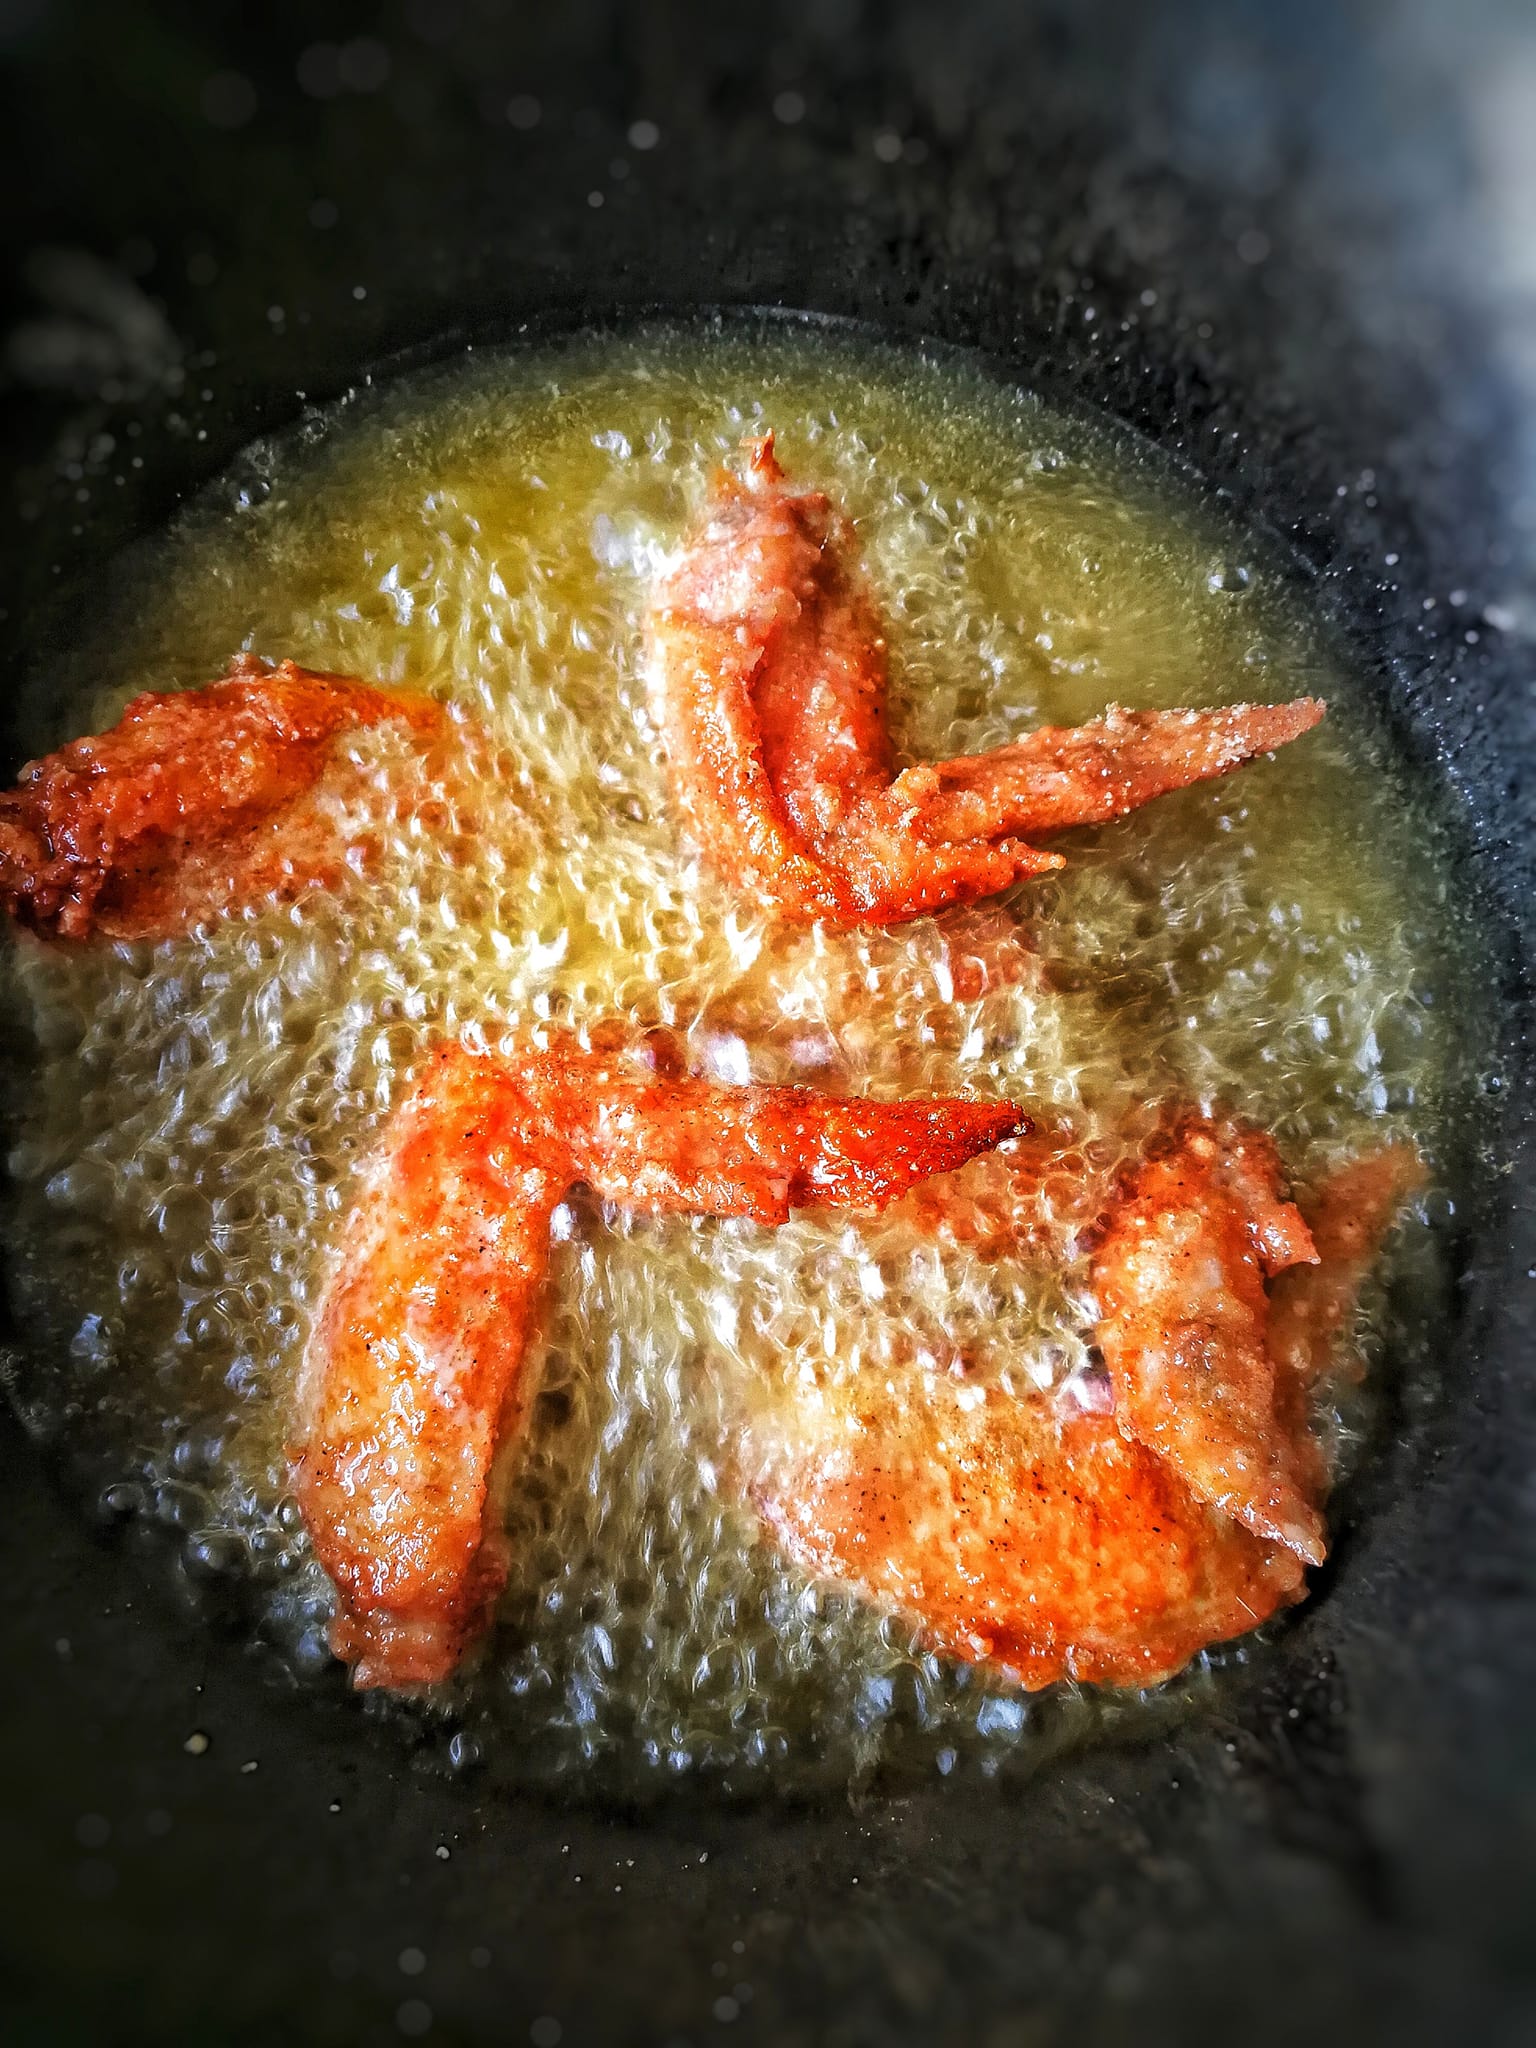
[0,321,1471,1800]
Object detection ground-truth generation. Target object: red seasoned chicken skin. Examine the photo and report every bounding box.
[647,435,1324,927]
[1091,1119,1326,1565]
[744,1117,1421,1689]
[0,654,443,941]
[294,1040,1027,1689]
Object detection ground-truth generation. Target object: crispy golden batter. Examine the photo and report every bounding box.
[295,1041,1027,1689]
[647,435,1324,927]
[0,655,443,940]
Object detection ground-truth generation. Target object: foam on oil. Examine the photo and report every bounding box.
[0,322,1473,1796]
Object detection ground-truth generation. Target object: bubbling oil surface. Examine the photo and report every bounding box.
[0,323,1470,1796]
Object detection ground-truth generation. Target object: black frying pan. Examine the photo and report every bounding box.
[2,4,1533,2043]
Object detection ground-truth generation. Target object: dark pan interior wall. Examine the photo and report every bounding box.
[0,4,1533,2044]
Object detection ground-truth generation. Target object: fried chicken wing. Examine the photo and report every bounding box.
[647,434,1324,928]
[1091,1119,1325,1566]
[890,699,1325,846]
[295,1041,1027,1689]
[643,439,855,921]
[0,655,443,941]
[293,1050,561,1691]
[744,1115,1421,1689]
[746,1370,1308,1691]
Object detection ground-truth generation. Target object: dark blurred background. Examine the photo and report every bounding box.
[5,0,1535,627]
[1,4,1534,2045]
[5,0,1536,827]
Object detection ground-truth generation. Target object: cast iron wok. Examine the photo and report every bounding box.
[1,3,1533,2043]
